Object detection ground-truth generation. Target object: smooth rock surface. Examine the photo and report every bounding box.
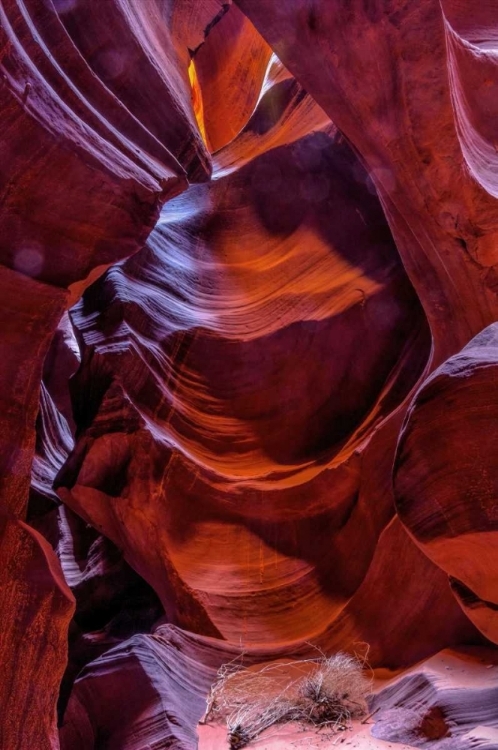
[395,323,498,645]
[1,2,497,748]
[57,54,432,649]
[0,0,222,745]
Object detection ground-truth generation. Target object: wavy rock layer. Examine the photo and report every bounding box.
[0,0,210,292]
[1,0,498,748]
[0,0,222,746]
[235,0,498,361]
[394,323,498,645]
[62,633,498,750]
[60,625,224,750]
[57,52,434,653]
[370,649,498,750]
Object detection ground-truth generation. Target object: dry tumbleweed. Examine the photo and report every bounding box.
[204,651,371,749]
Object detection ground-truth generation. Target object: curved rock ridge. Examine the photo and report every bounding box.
[1,1,497,748]
[70,132,428,480]
[316,517,477,670]
[394,323,498,645]
[61,631,498,750]
[441,0,498,201]
[0,0,216,292]
[31,382,74,508]
[30,301,164,729]
[30,312,79,515]
[0,1,224,746]
[56,49,432,649]
[0,270,72,750]
[0,513,75,750]
[370,651,498,749]
[191,3,273,152]
[235,0,498,361]
[42,312,81,431]
[60,624,231,750]
[0,269,67,518]
[35,502,164,720]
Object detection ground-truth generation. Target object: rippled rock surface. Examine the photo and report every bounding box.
[58,61,432,648]
[1,1,498,748]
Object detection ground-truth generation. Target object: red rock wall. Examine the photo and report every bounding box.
[1,1,498,748]
[0,0,216,745]
[58,79,434,647]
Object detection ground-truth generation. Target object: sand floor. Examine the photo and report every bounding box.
[198,648,498,749]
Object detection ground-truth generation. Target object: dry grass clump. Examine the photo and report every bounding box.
[204,651,371,749]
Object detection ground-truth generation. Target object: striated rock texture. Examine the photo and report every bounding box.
[57,55,435,650]
[0,270,72,750]
[368,649,498,750]
[60,625,224,750]
[0,0,219,746]
[1,0,498,748]
[0,514,75,750]
[235,0,498,359]
[394,323,498,646]
[55,23,478,745]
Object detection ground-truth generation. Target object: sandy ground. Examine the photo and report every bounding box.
[199,720,415,749]
[198,648,498,749]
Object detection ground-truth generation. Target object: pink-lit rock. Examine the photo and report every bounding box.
[395,323,498,645]
[57,57,430,649]
[1,1,497,748]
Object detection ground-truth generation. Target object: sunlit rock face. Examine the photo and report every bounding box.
[1,0,498,748]
[57,57,432,648]
[236,0,498,360]
[0,0,215,746]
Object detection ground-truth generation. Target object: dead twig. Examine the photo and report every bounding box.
[204,651,371,749]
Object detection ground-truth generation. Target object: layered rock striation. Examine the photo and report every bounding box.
[0,1,498,748]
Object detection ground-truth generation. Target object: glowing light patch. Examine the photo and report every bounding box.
[188,58,210,151]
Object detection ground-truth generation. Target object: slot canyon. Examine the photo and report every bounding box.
[1,0,498,748]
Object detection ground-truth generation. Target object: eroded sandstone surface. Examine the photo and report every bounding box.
[1,1,498,748]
